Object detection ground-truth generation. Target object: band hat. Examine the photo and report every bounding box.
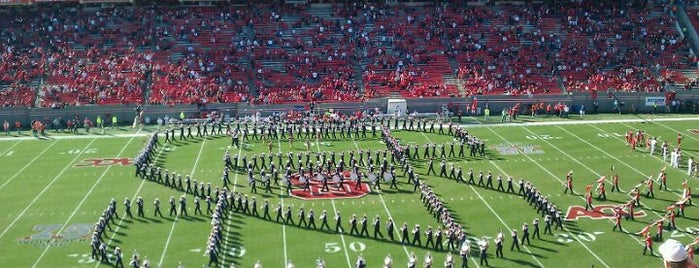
[659,239,688,262]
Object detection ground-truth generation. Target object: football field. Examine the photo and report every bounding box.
[0,114,698,268]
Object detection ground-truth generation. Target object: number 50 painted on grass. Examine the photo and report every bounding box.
[324,241,366,253]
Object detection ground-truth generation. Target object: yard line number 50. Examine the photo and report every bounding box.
[324,241,366,253]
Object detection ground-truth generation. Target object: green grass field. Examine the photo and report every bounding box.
[1,114,698,268]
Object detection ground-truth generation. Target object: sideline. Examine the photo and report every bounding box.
[463,116,699,128]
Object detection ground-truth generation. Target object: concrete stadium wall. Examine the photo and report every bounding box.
[0,92,697,127]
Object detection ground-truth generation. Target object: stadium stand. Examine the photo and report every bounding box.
[0,1,696,108]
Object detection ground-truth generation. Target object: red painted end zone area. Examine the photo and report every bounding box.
[288,172,371,200]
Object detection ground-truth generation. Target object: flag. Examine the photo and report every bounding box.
[637,225,652,236]
[610,165,615,172]
[676,197,689,205]
[596,176,606,184]
[585,184,592,194]
[667,205,676,211]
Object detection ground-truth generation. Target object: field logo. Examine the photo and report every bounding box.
[287,172,370,200]
[690,129,699,135]
[494,143,544,155]
[565,205,646,221]
[17,223,92,247]
[75,158,133,167]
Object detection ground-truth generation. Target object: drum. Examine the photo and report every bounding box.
[350,172,358,181]
[332,174,341,183]
[383,172,393,182]
[368,173,377,182]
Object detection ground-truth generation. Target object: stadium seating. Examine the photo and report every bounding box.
[0,1,696,107]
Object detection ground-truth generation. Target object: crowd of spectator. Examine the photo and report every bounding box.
[0,1,696,108]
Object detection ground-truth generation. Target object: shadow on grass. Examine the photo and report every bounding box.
[219,211,245,266]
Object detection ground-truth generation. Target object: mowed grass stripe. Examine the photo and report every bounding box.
[0,140,76,198]
[31,133,143,267]
[0,139,103,235]
[575,123,693,190]
[514,126,668,256]
[476,125,641,267]
[416,131,547,267]
[0,138,104,266]
[157,135,211,268]
[0,140,56,192]
[0,139,22,160]
[3,120,697,268]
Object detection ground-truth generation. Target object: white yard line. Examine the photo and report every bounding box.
[461,116,699,129]
[0,141,56,191]
[0,139,21,156]
[0,132,150,141]
[330,199,353,268]
[98,137,169,268]
[315,138,352,268]
[627,117,699,159]
[0,138,99,240]
[636,115,699,143]
[590,122,694,187]
[514,126,664,255]
[220,141,243,268]
[348,136,411,259]
[277,137,289,268]
[474,125,614,267]
[554,125,685,201]
[32,133,141,267]
[158,137,207,267]
[419,132,545,267]
[484,125,648,261]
